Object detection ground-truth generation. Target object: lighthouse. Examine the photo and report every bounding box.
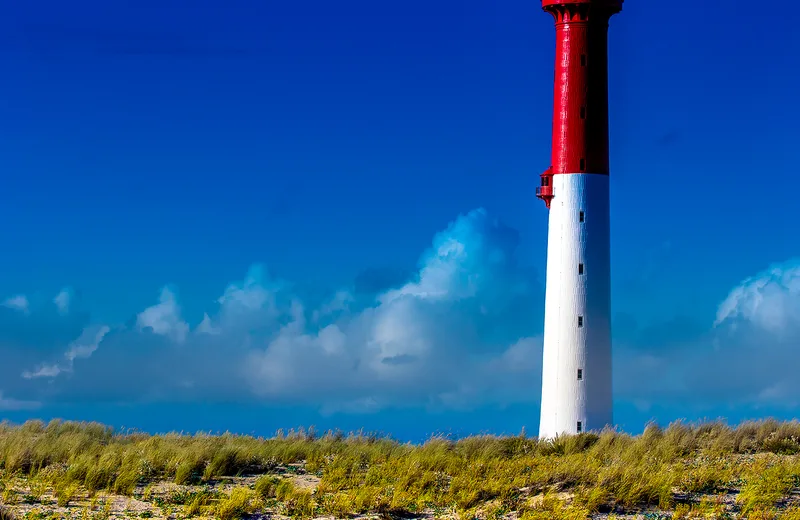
[536,0,622,438]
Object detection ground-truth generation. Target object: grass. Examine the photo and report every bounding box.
[3,419,800,518]
[215,487,258,520]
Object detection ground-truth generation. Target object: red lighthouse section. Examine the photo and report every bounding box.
[536,0,623,208]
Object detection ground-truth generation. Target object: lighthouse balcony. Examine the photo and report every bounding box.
[537,167,555,208]
[536,185,554,208]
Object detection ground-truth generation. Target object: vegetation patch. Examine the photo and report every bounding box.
[3,419,800,518]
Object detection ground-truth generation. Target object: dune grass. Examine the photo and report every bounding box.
[3,419,800,518]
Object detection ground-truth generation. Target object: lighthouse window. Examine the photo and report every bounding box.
[578,263,584,274]
[579,211,585,222]
[542,176,550,187]
[580,158,586,171]
[580,54,586,66]
[577,421,583,433]
[580,106,586,119]
[577,369,583,380]
[578,316,584,327]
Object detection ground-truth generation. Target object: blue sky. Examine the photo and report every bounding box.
[1,0,798,441]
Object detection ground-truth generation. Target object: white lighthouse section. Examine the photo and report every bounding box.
[539,173,612,439]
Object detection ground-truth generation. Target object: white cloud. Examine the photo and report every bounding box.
[54,288,72,314]
[218,265,279,313]
[611,258,800,413]
[715,259,800,334]
[22,325,111,379]
[492,337,542,373]
[312,290,354,322]
[380,208,504,305]
[65,325,111,362]
[3,294,29,313]
[238,209,541,410]
[136,287,189,343]
[22,364,64,379]
[196,313,221,335]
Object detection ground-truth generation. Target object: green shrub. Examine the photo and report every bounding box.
[781,507,800,520]
[174,458,204,485]
[520,492,591,520]
[1,487,18,505]
[275,479,295,502]
[284,489,315,518]
[54,481,79,507]
[215,487,257,520]
[678,462,731,494]
[738,463,793,515]
[184,490,215,516]
[318,492,352,518]
[254,475,281,499]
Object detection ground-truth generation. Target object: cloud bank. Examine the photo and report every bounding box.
[3,209,543,413]
[615,258,800,414]
[2,210,799,426]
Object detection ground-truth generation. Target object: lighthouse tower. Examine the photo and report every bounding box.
[536,0,622,438]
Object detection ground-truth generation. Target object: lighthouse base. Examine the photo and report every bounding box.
[538,173,612,439]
